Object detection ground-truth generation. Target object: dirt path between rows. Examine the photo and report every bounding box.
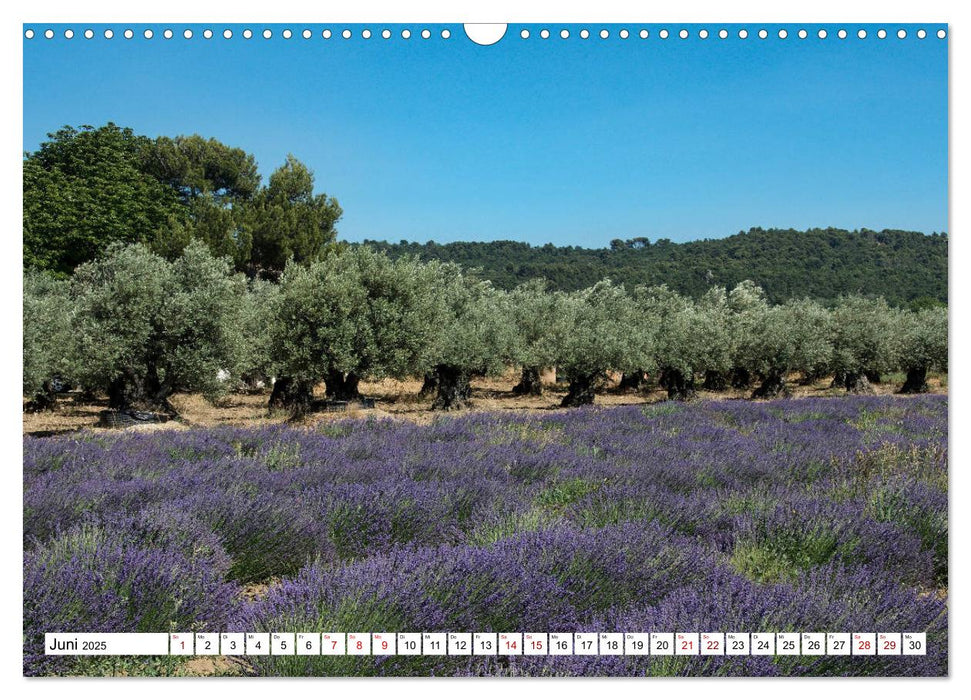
[24,369,946,436]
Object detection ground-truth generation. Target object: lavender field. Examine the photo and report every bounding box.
[23,395,948,677]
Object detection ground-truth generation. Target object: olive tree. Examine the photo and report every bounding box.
[556,281,652,407]
[897,306,947,393]
[425,271,515,410]
[695,286,735,391]
[726,281,770,389]
[738,298,833,399]
[71,241,247,414]
[634,285,704,400]
[507,279,571,396]
[265,254,362,414]
[322,249,449,401]
[234,277,279,391]
[787,298,835,384]
[829,295,900,393]
[23,271,76,410]
[267,249,451,413]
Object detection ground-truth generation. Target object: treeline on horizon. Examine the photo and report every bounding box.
[23,123,946,310]
[361,228,948,308]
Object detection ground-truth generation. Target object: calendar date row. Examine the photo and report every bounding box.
[46,631,926,657]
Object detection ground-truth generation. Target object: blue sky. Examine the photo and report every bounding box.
[23,23,948,247]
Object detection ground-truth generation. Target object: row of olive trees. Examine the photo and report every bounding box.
[23,243,948,415]
[24,242,246,414]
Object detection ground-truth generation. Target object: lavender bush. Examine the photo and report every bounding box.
[23,395,947,676]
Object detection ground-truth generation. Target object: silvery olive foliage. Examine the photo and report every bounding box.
[635,285,706,380]
[693,286,735,379]
[357,254,460,381]
[783,298,836,379]
[23,242,948,410]
[727,281,770,373]
[507,278,573,372]
[899,306,948,374]
[551,281,654,405]
[829,295,902,384]
[627,284,714,398]
[265,253,360,391]
[736,298,834,390]
[427,270,517,379]
[896,306,947,393]
[23,270,76,398]
[268,247,450,388]
[236,276,280,385]
[69,241,247,409]
[416,270,517,409]
[558,281,652,379]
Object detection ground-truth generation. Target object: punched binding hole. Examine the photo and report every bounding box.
[464,24,507,46]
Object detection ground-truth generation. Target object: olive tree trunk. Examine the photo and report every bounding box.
[702,370,728,391]
[432,365,472,411]
[799,369,825,386]
[842,372,875,395]
[898,366,930,394]
[730,367,752,389]
[418,371,439,399]
[618,370,647,392]
[561,372,598,407]
[751,369,790,399]
[512,366,544,396]
[326,370,362,401]
[107,365,177,416]
[268,376,316,416]
[24,380,59,413]
[661,368,695,401]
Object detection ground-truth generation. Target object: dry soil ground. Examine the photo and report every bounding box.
[22,368,946,436]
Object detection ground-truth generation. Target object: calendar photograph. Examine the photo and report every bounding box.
[22,22,948,677]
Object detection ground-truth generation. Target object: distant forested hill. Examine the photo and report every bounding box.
[361,227,947,306]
